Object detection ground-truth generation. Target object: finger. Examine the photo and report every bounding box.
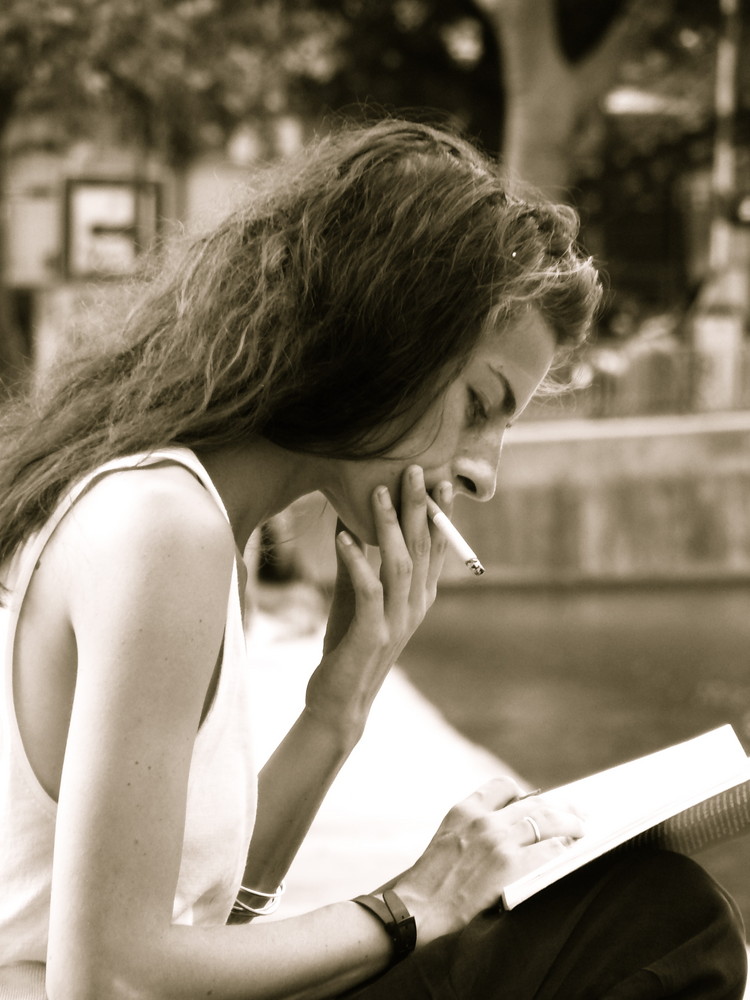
[514,807,586,846]
[335,517,362,552]
[323,520,366,654]
[506,792,587,825]
[425,480,453,593]
[517,836,579,867]
[371,485,413,617]
[332,518,367,587]
[398,465,431,592]
[456,776,523,818]
[332,518,359,583]
[518,814,544,846]
[334,529,384,630]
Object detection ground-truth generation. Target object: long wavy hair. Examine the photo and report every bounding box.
[0,118,602,579]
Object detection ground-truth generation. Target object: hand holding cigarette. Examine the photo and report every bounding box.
[426,495,485,577]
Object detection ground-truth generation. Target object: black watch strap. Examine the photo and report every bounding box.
[352,889,417,961]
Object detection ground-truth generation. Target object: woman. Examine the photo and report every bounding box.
[0,119,745,1000]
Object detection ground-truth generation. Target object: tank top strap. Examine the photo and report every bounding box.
[133,447,233,524]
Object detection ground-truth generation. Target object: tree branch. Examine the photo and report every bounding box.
[471,0,673,194]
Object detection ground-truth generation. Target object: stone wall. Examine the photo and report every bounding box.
[285,412,750,587]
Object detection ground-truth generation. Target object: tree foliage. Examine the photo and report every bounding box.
[1,0,724,166]
[1,0,350,164]
[0,0,503,163]
[0,0,734,357]
[290,0,503,154]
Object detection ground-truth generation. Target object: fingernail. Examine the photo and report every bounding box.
[337,530,353,546]
[439,481,453,505]
[409,465,424,489]
[376,485,393,508]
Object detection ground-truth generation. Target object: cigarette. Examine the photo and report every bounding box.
[426,495,485,576]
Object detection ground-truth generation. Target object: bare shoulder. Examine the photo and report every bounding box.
[55,463,236,616]
[66,462,232,557]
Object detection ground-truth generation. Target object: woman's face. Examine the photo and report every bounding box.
[319,308,557,543]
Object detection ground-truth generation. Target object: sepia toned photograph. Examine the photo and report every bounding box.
[1,1,749,997]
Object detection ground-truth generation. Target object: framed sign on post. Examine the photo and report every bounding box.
[64,179,161,279]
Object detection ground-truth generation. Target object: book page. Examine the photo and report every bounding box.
[501,726,750,910]
[631,780,750,855]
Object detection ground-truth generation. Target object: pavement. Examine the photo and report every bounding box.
[248,584,750,993]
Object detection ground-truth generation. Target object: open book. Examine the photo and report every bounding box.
[501,725,750,911]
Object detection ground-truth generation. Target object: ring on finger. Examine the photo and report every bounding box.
[523,815,542,844]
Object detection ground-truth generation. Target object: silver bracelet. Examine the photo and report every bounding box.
[231,880,286,917]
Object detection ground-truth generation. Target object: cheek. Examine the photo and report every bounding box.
[418,417,465,469]
[394,407,462,467]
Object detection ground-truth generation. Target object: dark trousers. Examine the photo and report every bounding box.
[347,850,748,999]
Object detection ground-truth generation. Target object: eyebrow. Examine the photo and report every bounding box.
[489,367,517,422]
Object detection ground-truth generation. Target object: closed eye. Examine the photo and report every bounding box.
[490,367,517,423]
[466,388,489,427]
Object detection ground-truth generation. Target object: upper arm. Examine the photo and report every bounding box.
[49,472,236,965]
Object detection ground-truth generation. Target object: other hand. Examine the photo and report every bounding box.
[393,777,586,944]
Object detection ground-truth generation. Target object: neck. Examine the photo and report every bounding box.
[195,438,320,552]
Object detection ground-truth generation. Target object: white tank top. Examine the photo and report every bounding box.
[0,448,258,999]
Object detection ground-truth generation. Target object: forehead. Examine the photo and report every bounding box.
[470,307,557,375]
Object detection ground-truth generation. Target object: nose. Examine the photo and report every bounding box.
[452,432,505,502]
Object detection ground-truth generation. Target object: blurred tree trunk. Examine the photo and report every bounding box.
[473,0,661,199]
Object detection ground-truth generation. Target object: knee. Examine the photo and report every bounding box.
[615,849,742,927]
[608,849,747,987]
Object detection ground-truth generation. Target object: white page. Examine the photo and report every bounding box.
[502,725,750,909]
